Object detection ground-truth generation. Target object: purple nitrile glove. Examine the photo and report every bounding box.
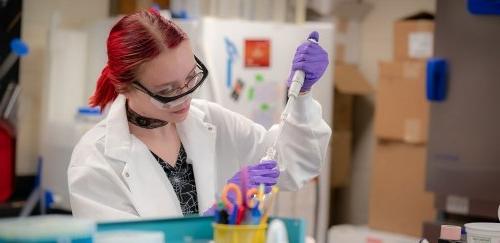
[287,31,329,92]
[203,204,217,216]
[227,160,280,194]
[203,160,279,216]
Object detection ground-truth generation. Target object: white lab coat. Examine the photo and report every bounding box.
[68,93,331,220]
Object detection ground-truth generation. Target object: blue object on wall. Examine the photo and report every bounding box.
[224,37,238,89]
[426,58,448,102]
[468,0,500,15]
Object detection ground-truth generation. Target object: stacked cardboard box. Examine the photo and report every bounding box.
[331,65,373,188]
[369,15,436,237]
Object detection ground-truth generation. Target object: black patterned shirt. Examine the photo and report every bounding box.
[151,144,199,215]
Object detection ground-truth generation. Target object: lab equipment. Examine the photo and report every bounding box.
[213,181,275,242]
[75,106,102,138]
[260,186,279,225]
[266,219,289,243]
[261,31,326,170]
[465,223,500,243]
[286,31,328,92]
[221,185,257,225]
[247,202,262,225]
[98,216,305,243]
[218,175,280,226]
[0,215,95,243]
[94,231,165,243]
[257,183,265,211]
[222,183,242,215]
[133,55,208,110]
[213,223,267,243]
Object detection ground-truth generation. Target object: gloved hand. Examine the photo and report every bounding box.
[203,205,217,216]
[287,31,329,92]
[203,160,279,216]
[227,160,280,194]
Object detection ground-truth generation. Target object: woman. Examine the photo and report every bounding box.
[68,9,331,220]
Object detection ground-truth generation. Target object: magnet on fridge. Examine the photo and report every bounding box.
[426,58,448,102]
[467,0,500,15]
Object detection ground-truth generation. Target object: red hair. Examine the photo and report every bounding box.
[89,9,188,108]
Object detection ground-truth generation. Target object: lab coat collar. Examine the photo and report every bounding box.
[104,95,217,215]
[104,95,211,164]
[104,95,132,163]
[176,105,217,214]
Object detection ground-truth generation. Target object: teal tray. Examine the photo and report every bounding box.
[98,216,305,243]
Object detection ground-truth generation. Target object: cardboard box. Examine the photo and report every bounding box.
[394,19,434,61]
[374,61,429,144]
[369,142,435,237]
[330,130,352,188]
[335,64,374,95]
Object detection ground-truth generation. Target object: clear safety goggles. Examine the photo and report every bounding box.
[132,55,208,109]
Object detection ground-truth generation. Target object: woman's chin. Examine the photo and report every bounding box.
[168,105,190,122]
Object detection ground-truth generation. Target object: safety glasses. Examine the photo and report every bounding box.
[132,55,208,105]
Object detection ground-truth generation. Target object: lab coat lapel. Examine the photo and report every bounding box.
[176,106,217,214]
[124,137,183,217]
[104,95,182,217]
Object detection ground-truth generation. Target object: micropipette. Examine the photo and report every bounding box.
[261,36,319,170]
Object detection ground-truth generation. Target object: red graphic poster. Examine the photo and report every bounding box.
[244,39,271,68]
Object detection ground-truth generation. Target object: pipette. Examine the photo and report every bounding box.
[261,36,319,170]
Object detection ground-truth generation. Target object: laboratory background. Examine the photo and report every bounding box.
[0,0,499,242]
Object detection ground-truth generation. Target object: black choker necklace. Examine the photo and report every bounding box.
[126,101,168,129]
